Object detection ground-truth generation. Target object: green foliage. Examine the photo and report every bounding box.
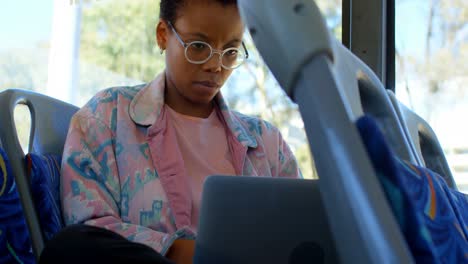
[0,47,49,92]
[13,105,32,152]
[296,143,318,179]
[1,0,343,179]
[80,0,164,82]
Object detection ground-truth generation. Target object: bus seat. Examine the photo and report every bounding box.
[329,40,418,165]
[239,0,468,261]
[0,147,36,263]
[0,88,79,260]
[356,115,468,263]
[239,0,413,262]
[386,90,457,189]
[26,153,65,241]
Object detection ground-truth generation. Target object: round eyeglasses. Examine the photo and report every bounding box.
[168,22,249,70]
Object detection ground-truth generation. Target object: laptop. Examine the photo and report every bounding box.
[193,176,339,264]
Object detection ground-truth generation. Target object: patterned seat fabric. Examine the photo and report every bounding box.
[357,115,468,263]
[0,148,35,264]
[26,153,64,242]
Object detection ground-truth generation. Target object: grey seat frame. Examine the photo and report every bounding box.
[387,90,457,188]
[0,88,79,260]
[239,0,415,262]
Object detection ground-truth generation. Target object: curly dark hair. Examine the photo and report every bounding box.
[160,0,237,24]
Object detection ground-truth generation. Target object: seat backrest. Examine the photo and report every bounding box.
[387,90,457,189]
[356,115,468,262]
[0,88,79,260]
[0,147,36,263]
[239,0,414,263]
[330,40,419,165]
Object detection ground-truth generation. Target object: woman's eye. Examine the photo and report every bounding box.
[226,49,239,56]
[192,43,207,50]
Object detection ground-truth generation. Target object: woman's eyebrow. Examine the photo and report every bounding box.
[185,32,210,40]
[222,39,242,49]
[227,38,242,45]
[184,32,242,45]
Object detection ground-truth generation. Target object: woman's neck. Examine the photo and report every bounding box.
[165,81,215,118]
[166,96,214,118]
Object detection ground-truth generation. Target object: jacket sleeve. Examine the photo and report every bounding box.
[276,129,303,179]
[258,119,302,179]
[61,113,173,254]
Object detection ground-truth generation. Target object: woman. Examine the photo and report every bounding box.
[40,0,301,263]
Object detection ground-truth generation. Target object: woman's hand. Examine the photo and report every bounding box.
[166,239,196,264]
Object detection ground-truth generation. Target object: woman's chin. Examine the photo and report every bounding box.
[192,83,219,96]
[190,85,219,101]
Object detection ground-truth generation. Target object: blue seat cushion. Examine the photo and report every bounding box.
[0,147,35,264]
[26,153,64,242]
[356,115,468,263]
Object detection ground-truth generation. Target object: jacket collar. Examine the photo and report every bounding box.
[129,72,257,148]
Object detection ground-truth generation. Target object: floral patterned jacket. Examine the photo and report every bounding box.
[61,73,301,254]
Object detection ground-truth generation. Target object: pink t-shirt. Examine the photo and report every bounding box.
[166,105,236,230]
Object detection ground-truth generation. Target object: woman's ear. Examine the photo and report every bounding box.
[156,19,168,51]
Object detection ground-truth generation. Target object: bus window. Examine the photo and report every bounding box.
[0,0,342,180]
[395,0,468,192]
[0,0,343,179]
[0,1,53,151]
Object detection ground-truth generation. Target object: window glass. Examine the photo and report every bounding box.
[396,0,468,191]
[1,0,342,179]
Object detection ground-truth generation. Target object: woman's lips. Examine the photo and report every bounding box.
[193,81,220,89]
